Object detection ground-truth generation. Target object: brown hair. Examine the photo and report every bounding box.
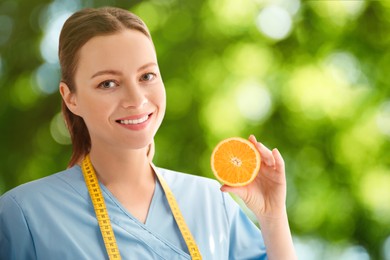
[59,7,151,167]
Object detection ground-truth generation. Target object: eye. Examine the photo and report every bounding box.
[98,80,118,89]
[140,73,156,82]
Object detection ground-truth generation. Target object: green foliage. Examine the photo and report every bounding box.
[1,0,390,259]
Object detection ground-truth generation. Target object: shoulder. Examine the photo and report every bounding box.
[0,166,88,259]
[0,166,83,207]
[0,166,87,237]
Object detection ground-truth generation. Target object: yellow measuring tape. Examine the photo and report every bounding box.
[81,154,202,260]
[82,155,121,259]
[157,172,202,260]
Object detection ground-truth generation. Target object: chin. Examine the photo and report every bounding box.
[124,136,154,150]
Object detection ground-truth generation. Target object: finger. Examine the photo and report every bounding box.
[220,184,247,199]
[249,135,276,167]
[252,141,275,167]
[249,134,257,144]
[272,148,285,173]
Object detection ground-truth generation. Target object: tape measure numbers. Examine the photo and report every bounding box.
[157,172,202,260]
[82,156,121,259]
[81,154,202,260]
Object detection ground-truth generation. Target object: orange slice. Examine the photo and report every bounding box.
[211,137,261,187]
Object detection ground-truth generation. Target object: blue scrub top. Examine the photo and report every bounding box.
[0,165,267,259]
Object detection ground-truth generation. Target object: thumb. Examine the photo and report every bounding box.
[220,185,247,200]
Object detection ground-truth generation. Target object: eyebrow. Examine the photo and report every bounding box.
[137,62,158,72]
[91,70,122,79]
[90,62,158,79]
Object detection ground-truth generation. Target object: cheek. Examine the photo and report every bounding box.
[159,88,167,109]
[77,94,113,120]
[151,85,166,110]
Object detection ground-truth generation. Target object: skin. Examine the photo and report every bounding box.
[60,29,296,258]
[60,29,166,222]
[221,135,297,259]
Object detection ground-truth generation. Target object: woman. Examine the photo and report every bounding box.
[0,7,296,259]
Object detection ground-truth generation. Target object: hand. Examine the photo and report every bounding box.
[221,135,287,221]
[221,135,297,259]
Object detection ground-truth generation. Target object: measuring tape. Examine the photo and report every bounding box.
[82,155,121,259]
[81,154,202,260]
[157,171,202,260]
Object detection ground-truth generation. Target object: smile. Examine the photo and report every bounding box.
[118,115,149,125]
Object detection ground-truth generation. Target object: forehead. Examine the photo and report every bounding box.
[76,29,156,74]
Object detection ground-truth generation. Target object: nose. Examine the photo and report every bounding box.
[121,83,148,109]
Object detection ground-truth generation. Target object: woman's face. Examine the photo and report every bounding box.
[64,29,166,151]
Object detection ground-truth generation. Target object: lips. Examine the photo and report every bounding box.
[115,113,152,125]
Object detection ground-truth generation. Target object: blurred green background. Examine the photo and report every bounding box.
[1,0,390,259]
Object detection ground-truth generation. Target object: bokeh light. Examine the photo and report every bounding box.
[35,63,61,94]
[283,63,358,120]
[294,238,371,260]
[50,112,71,145]
[223,43,273,77]
[39,0,81,64]
[132,1,168,33]
[256,5,292,40]
[309,0,366,26]
[359,167,390,223]
[324,51,362,85]
[40,12,71,64]
[236,81,272,122]
[383,235,390,259]
[201,84,245,137]
[376,101,390,138]
[207,0,258,34]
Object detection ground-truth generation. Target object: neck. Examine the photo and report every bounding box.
[88,145,154,188]
[86,144,156,224]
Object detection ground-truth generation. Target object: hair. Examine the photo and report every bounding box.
[59,7,152,167]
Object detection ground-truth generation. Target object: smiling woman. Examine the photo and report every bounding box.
[60,29,166,157]
[0,6,296,260]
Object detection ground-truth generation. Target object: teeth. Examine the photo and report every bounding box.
[119,115,149,125]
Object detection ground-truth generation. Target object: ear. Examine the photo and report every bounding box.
[59,82,80,116]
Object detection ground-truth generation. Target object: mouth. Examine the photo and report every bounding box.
[116,113,152,125]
